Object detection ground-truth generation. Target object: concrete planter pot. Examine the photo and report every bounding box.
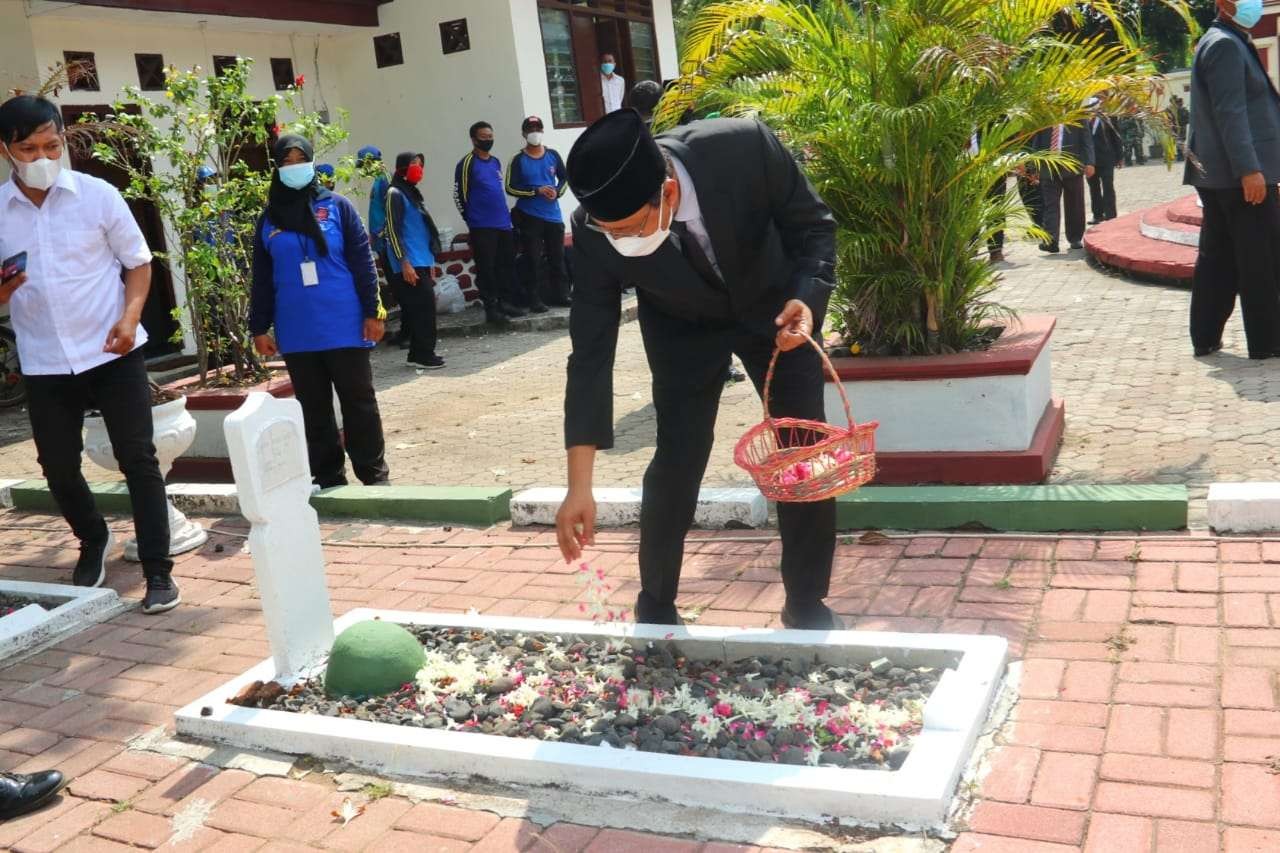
[824,315,1064,484]
[84,396,209,560]
[163,365,295,482]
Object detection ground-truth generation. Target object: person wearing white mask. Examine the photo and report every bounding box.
[600,53,626,114]
[506,115,570,309]
[0,94,179,614]
[1185,0,1280,360]
[555,109,840,630]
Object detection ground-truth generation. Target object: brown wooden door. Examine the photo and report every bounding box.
[61,105,181,357]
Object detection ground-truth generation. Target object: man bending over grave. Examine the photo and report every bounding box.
[554,109,840,629]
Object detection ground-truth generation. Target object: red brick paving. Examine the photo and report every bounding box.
[5,519,1280,849]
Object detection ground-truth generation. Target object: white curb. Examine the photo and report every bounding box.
[0,479,22,509]
[511,487,769,529]
[0,580,122,659]
[1207,482,1280,533]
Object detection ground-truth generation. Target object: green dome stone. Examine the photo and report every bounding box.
[324,620,425,698]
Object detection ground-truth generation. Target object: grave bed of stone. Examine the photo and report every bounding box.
[0,579,121,659]
[177,612,1008,826]
[233,624,940,770]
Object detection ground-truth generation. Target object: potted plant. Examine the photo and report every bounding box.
[73,59,352,480]
[82,382,206,560]
[661,0,1186,483]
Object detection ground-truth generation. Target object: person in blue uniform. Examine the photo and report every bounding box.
[384,151,444,370]
[506,115,568,310]
[249,134,390,488]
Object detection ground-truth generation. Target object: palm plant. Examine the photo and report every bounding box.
[659,0,1191,355]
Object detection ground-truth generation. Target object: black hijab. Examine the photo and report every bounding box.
[390,151,441,256]
[390,151,426,207]
[267,134,327,257]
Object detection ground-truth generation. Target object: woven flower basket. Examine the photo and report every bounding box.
[733,336,878,502]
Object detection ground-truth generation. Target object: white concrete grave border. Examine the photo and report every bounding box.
[176,610,1007,827]
[0,579,121,659]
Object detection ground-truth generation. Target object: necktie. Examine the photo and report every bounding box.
[671,220,723,289]
[1051,125,1063,152]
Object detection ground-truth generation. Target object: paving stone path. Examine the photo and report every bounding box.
[2,514,1279,850]
[0,164,1274,501]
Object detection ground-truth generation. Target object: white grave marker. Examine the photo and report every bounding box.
[225,392,334,677]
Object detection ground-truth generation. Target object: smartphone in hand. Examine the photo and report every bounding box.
[1,251,27,282]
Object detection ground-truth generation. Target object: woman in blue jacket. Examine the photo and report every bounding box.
[249,134,390,488]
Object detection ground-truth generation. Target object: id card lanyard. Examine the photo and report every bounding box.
[297,234,319,286]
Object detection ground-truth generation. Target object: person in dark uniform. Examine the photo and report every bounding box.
[1031,121,1094,253]
[554,109,841,630]
[1086,101,1124,224]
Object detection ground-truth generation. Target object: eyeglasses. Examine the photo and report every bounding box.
[583,203,656,239]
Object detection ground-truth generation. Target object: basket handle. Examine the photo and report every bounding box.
[761,333,856,430]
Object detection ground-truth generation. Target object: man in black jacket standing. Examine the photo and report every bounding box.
[1087,103,1124,224]
[1032,121,1095,253]
[1185,2,1280,359]
[554,109,841,630]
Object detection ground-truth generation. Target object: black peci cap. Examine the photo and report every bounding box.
[567,108,667,222]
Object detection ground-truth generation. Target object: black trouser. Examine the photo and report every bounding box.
[387,266,438,363]
[282,347,389,488]
[1040,171,1086,247]
[469,227,517,310]
[988,177,1006,254]
[25,350,172,574]
[1018,176,1043,230]
[513,209,567,305]
[1088,164,1117,221]
[636,296,835,612]
[1190,186,1280,357]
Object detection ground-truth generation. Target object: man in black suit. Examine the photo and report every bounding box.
[554,109,841,630]
[1185,2,1280,359]
[1087,105,1124,224]
[1032,122,1095,253]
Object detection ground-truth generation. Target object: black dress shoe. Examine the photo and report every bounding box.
[1038,243,1060,254]
[498,301,528,318]
[1069,242,1083,250]
[528,301,550,314]
[780,602,846,630]
[1249,351,1280,360]
[633,594,683,626]
[1194,342,1223,357]
[0,770,64,821]
[142,572,181,615]
[73,526,113,588]
[546,296,572,308]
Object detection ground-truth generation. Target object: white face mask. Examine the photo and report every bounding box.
[525,132,544,147]
[3,144,61,191]
[606,192,671,258]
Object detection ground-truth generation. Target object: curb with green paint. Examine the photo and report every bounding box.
[5,481,1186,532]
[837,485,1187,532]
[311,485,511,526]
[8,481,511,527]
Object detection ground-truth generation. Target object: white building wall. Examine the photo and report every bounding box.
[325,0,526,235]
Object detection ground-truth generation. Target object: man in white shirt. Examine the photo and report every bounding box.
[0,95,180,614]
[600,53,626,114]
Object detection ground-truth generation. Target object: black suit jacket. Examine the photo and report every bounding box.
[1185,21,1280,188]
[1032,123,1095,176]
[564,118,836,449]
[1089,118,1123,170]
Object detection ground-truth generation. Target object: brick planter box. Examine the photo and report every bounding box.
[165,365,294,483]
[824,315,1063,484]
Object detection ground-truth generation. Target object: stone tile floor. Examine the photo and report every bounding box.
[2,512,1279,850]
[0,162,1271,504]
